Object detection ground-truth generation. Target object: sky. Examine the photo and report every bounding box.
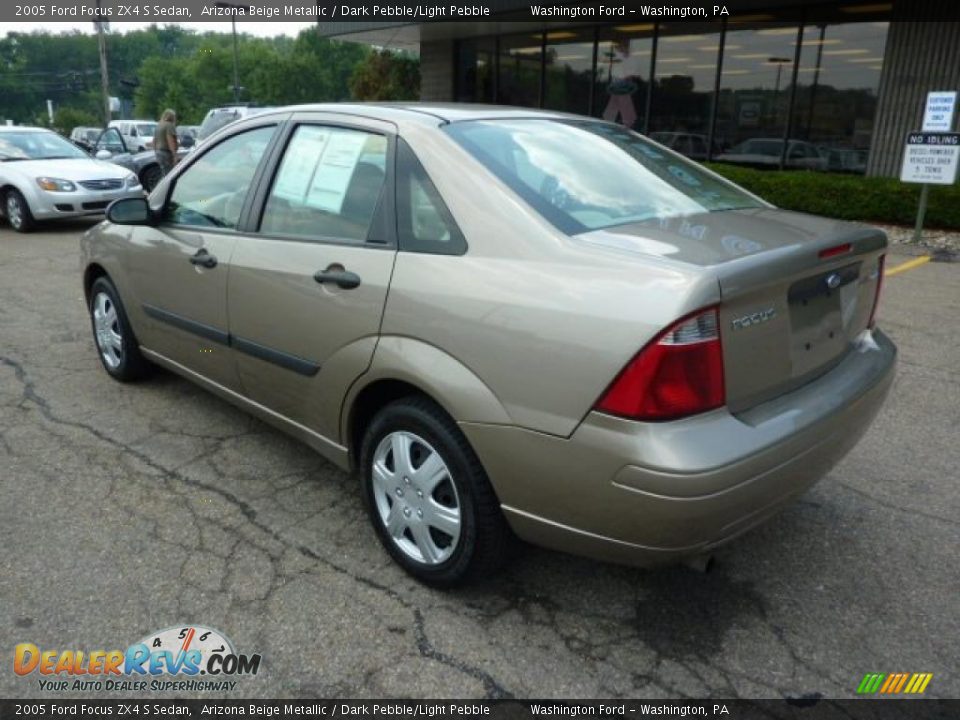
[1,20,316,38]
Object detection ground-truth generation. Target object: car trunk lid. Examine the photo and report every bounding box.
[577,208,887,412]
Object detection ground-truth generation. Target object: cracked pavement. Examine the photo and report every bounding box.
[1,221,958,700]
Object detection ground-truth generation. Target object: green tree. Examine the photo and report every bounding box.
[53,106,99,134]
[349,50,420,101]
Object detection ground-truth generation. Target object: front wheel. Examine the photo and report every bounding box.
[5,189,35,233]
[360,397,511,587]
[88,276,152,381]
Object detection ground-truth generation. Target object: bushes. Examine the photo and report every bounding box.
[705,163,960,230]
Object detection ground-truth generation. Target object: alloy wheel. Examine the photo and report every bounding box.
[7,194,23,230]
[371,431,462,565]
[92,291,123,369]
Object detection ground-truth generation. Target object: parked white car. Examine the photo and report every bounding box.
[0,126,142,233]
[108,119,158,152]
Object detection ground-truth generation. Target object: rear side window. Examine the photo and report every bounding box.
[260,125,388,244]
[396,140,466,255]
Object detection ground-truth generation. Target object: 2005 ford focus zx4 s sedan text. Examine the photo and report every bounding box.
[80,104,896,586]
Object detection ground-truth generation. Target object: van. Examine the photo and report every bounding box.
[108,120,158,152]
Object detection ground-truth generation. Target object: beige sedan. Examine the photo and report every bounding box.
[81,104,896,586]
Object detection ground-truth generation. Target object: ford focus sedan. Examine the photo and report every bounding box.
[1,126,143,232]
[80,104,896,586]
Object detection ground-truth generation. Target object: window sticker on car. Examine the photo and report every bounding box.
[304,130,367,214]
[272,126,332,204]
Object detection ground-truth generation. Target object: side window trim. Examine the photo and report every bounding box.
[247,118,397,248]
[160,123,280,231]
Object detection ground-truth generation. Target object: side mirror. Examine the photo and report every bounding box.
[95,149,113,160]
[107,197,152,226]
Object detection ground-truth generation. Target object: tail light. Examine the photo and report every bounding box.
[867,254,885,328]
[595,307,725,422]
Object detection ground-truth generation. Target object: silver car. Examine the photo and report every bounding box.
[0,126,143,233]
[81,104,896,585]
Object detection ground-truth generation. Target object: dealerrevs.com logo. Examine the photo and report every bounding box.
[14,625,261,692]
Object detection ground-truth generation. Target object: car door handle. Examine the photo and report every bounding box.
[314,265,361,290]
[189,249,218,269]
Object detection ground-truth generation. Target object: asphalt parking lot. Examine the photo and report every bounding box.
[1,219,957,701]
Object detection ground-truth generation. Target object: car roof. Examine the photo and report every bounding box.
[248,103,583,130]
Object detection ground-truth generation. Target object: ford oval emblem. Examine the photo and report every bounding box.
[826,273,842,290]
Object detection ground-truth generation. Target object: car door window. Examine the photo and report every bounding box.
[396,140,466,255]
[96,128,126,154]
[260,125,388,243]
[164,126,275,229]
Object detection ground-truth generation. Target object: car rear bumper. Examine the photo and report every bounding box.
[461,328,896,566]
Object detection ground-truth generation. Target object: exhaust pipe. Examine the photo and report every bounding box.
[682,553,715,574]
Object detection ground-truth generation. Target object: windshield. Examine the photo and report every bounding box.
[137,123,157,136]
[0,131,89,161]
[444,119,764,234]
[198,111,240,141]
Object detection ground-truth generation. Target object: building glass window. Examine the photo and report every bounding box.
[648,24,721,151]
[791,22,889,174]
[497,33,543,107]
[594,25,654,132]
[456,37,496,103]
[713,22,801,166]
[543,30,595,115]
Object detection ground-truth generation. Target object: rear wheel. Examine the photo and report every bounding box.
[5,189,35,233]
[360,397,511,587]
[88,276,151,381]
[140,165,163,192]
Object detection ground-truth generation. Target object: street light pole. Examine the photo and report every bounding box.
[94,0,110,126]
[215,2,250,103]
[230,16,240,103]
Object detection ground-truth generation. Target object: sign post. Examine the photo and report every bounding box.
[902,91,959,242]
[900,132,959,241]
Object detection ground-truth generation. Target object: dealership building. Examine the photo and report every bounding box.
[319,0,960,177]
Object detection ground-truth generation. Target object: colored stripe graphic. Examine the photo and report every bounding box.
[880,674,899,693]
[857,673,886,694]
[857,672,933,694]
[904,673,934,694]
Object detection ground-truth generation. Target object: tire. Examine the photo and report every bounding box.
[359,396,511,587]
[88,276,152,381]
[140,165,163,193]
[5,189,36,233]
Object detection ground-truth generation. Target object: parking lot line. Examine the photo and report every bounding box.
[885,255,931,277]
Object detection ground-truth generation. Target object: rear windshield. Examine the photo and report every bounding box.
[444,119,764,235]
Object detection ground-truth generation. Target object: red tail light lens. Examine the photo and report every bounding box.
[819,243,852,259]
[868,255,885,328]
[595,307,725,422]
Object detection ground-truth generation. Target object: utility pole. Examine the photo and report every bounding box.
[215,2,250,103]
[95,0,111,126]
